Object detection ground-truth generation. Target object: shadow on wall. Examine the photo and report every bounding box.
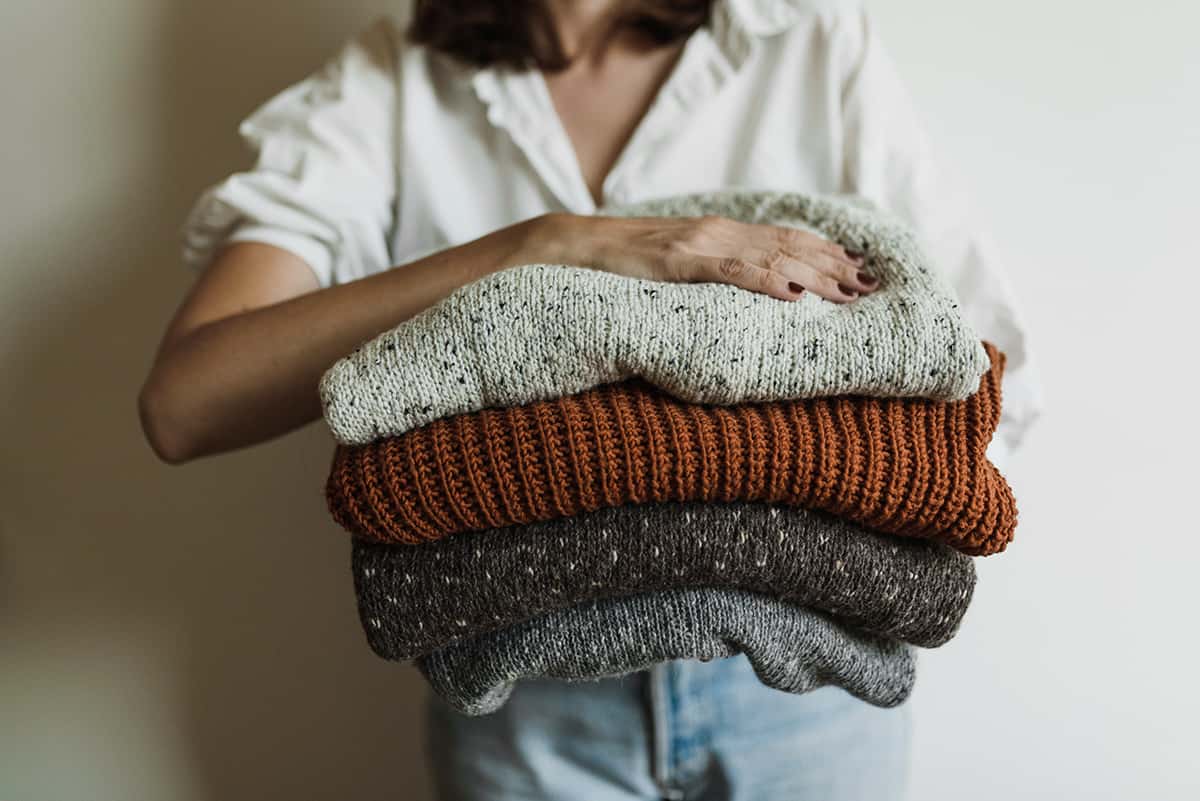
[2,2,431,800]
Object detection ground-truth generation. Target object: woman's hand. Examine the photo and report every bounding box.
[536,212,879,303]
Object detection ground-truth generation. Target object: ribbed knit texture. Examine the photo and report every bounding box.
[415,588,916,716]
[319,190,989,445]
[353,502,974,660]
[328,343,1013,555]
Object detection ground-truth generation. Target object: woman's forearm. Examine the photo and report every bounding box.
[139,214,573,463]
[140,208,873,463]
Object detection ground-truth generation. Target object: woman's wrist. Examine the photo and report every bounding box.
[515,212,605,269]
[516,213,667,282]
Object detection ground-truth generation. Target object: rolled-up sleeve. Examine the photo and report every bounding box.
[180,18,400,288]
[838,10,1044,454]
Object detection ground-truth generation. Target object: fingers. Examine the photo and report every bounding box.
[739,225,880,302]
[791,247,880,298]
[657,216,880,303]
[785,258,863,303]
[701,255,802,302]
[693,247,881,304]
[761,223,863,269]
[739,245,879,303]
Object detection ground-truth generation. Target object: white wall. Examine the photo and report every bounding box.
[870,3,1200,800]
[1,1,1196,800]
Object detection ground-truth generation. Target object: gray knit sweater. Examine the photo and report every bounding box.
[417,588,916,716]
[320,190,988,444]
[353,503,975,660]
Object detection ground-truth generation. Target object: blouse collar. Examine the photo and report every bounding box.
[711,0,826,68]
[465,0,823,210]
[467,0,820,128]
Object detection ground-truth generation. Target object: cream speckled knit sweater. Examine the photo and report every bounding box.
[320,190,987,445]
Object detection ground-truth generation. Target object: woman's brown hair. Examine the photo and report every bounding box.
[409,1,715,72]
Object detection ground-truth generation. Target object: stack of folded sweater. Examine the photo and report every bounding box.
[319,190,1017,715]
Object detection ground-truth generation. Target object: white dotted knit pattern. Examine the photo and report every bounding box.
[320,190,989,445]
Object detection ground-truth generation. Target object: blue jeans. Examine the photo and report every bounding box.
[426,654,912,801]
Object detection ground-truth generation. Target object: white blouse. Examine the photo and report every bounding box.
[181,0,1042,458]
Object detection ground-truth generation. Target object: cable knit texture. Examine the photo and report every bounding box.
[415,588,916,716]
[327,343,1013,555]
[353,502,974,659]
[319,190,989,444]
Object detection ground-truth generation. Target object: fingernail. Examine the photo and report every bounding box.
[788,282,805,294]
[837,283,858,297]
[857,271,878,285]
[845,249,865,263]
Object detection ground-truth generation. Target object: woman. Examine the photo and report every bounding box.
[139,1,1039,798]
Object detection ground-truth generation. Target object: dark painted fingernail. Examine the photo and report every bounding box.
[838,283,858,297]
[788,282,805,294]
[845,248,865,263]
[857,271,878,285]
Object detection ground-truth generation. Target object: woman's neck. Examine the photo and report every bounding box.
[544,0,633,66]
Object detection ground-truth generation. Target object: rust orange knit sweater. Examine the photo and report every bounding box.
[326,344,1014,556]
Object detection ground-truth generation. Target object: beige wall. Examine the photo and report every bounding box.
[1,1,1197,800]
[1,2,432,800]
